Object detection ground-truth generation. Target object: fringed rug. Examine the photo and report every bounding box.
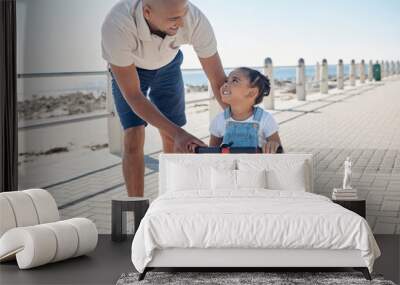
[116,271,396,285]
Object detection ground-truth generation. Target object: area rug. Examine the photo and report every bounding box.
[116,271,396,285]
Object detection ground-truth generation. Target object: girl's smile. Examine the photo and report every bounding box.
[222,89,230,96]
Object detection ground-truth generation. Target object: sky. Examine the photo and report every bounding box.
[16,0,400,73]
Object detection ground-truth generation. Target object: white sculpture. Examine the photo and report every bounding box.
[342,157,352,190]
[0,189,98,269]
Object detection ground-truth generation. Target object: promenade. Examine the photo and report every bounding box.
[19,75,400,235]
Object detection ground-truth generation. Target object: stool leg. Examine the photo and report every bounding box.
[112,202,126,242]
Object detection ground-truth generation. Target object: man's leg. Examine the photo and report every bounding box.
[111,67,155,197]
[123,126,145,197]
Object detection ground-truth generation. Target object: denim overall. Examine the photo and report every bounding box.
[222,107,263,147]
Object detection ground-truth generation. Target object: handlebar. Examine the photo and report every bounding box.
[194,145,283,154]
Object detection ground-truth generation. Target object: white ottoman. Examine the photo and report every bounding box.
[0,189,98,269]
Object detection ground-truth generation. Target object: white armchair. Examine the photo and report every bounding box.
[0,189,98,269]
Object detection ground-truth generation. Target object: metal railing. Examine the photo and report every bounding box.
[17,71,108,79]
[17,70,211,130]
[17,59,400,130]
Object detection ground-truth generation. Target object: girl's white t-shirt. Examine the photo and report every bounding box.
[209,109,279,147]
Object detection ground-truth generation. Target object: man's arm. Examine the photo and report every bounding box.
[110,63,206,152]
[199,52,228,109]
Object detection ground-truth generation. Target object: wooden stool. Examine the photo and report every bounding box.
[111,197,149,242]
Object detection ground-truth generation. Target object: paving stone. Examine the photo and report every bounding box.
[366,194,384,204]
[61,206,92,218]
[366,204,381,211]
[373,223,396,234]
[381,200,400,212]
[387,183,400,191]
[376,217,400,224]
[384,195,400,201]
[367,210,399,217]
[371,179,389,188]
[366,216,377,228]
[382,191,400,197]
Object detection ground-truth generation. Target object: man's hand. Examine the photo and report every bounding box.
[111,64,195,144]
[173,129,207,153]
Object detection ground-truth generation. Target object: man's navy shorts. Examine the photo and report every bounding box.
[111,50,186,130]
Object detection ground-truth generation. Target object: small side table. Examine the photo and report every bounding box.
[332,199,366,218]
[112,197,149,242]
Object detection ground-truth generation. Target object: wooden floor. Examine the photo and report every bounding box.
[0,235,398,285]
[0,235,133,285]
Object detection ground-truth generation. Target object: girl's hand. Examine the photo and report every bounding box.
[263,141,281,154]
[263,132,283,154]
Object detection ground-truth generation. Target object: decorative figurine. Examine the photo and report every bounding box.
[342,157,352,190]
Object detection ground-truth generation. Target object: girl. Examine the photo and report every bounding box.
[209,67,283,153]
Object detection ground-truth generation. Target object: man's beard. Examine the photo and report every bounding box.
[151,29,167,38]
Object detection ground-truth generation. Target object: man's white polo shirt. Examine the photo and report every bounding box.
[101,0,217,70]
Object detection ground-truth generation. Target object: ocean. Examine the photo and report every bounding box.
[183,65,354,86]
[17,64,360,100]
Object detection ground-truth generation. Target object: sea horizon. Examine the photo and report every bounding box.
[17,64,362,101]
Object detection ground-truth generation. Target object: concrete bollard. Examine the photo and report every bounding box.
[337,59,344,90]
[350,59,356,86]
[296,58,306,101]
[384,60,388,77]
[315,62,320,84]
[397,61,400,75]
[320,59,329,94]
[385,61,390,77]
[359,60,366,83]
[208,81,222,122]
[390,60,396,76]
[368,60,373,81]
[381,61,385,78]
[263,57,275,110]
[391,61,396,76]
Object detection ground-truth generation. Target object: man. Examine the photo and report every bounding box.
[101,0,227,197]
